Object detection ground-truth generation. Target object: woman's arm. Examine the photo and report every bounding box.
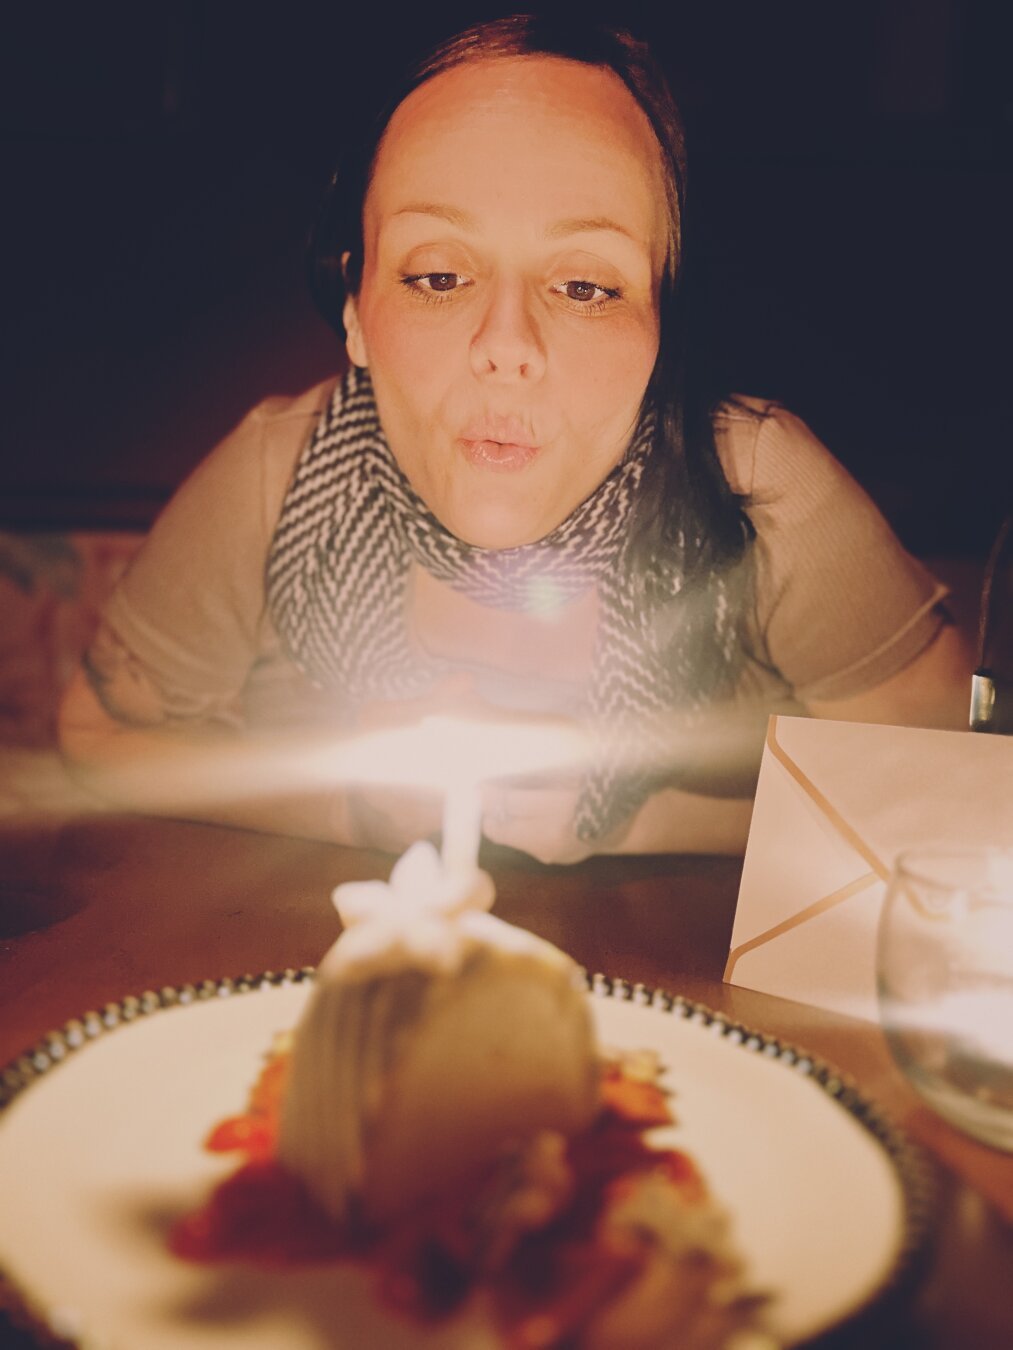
[62,622,970,862]
[59,664,476,851]
[58,665,355,843]
[806,620,973,730]
[56,384,362,841]
[599,621,974,859]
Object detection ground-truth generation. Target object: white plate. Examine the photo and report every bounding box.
[0,974,933,1349]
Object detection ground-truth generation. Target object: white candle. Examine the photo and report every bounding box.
[441,776,483,879]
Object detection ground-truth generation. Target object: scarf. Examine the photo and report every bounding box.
[266,367,739,841]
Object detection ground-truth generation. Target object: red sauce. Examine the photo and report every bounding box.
[170,1157,352,1264]
[170,1051,706,1343]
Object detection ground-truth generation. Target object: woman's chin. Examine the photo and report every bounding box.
[444,511,557,551]
[424,488,563,551]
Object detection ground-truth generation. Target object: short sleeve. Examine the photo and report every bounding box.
[92,384,331,726]
[718,403,949,703]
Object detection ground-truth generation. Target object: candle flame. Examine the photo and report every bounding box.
[307,714,593,791]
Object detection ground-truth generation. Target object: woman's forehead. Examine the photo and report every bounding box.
[365,55,668,264]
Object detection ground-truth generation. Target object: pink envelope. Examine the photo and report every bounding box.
[725,715,1013,1022]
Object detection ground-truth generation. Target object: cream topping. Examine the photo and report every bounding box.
[319,840,566,983]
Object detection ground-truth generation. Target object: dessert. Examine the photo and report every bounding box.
[279,841,599,1227]
[172,841,767,1348]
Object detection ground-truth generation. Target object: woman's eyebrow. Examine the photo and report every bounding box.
[545,216,636,241]
[391,203,473,227]
[389,205,639,243]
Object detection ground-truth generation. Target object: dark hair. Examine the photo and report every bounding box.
[308,13,753,601]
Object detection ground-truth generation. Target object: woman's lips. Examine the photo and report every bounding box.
[459,438,540,471]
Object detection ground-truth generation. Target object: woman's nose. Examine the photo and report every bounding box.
[469,280,547,382]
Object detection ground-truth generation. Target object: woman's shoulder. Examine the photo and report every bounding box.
[247,376,338,425]
[188,375,340,480]
[117,375,342,596]
[195,375,341,526]
[239,376,339,461]
[712,396,851,504]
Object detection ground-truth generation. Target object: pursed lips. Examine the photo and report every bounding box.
[458,416,541,472]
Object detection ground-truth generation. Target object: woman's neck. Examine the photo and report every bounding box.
[407,564,599,705]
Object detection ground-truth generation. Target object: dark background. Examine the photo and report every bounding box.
[1,0,1010,555]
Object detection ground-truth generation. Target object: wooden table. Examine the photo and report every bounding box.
[2,813,1011,1348]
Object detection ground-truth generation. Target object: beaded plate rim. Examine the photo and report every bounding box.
[0,968,938,1350]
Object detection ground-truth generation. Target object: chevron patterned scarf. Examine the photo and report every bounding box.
[267,367,739,840]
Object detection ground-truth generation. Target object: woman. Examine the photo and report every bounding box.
[58,15,970,862]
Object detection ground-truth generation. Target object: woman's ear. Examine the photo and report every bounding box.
[341,251,368,367]
[343,295,368,368]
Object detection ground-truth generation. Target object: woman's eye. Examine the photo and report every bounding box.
[423,273,459,292]
[401,272,467,296]
[556,279,621,307]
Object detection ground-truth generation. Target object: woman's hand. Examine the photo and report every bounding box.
[481,777,595,866]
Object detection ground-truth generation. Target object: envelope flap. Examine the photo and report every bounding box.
[729,727,873,951]
[771,716,1013,861]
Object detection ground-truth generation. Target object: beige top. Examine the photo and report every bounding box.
[91,378,947,736]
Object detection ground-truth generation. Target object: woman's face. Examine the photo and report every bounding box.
[345,55,667,548]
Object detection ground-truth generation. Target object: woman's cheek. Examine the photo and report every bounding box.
[361,292,468,383]
[556,311,658,404]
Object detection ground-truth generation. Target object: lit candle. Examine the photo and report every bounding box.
[441,775,483,880]
[301,712,590,880]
